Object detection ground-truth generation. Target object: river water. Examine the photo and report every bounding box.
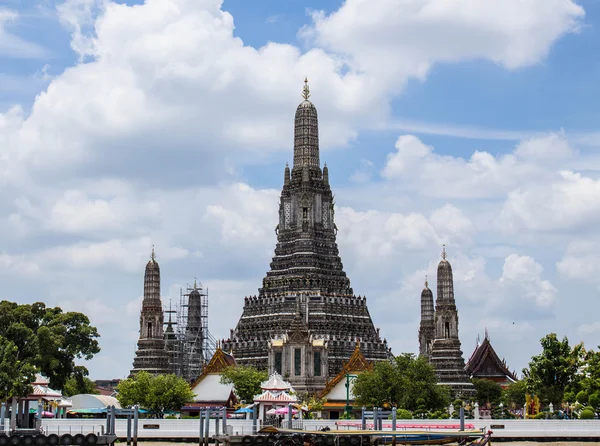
[144,443,594,446]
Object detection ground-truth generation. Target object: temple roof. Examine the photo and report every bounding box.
[190,346,236,388]
[319,343,372,398]
[465,333,518,382]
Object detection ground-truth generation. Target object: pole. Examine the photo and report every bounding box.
[111,406,117,436]
[199,410,204,446]
[459,407,465,431]
[221,408,227,435]
[252,404,257,435]
[204,408,210,446]
[361,407,366,431]
[1,402,5,433]
[126,414,132,446]
[287,403,292,429]
[105,406,111,436]
[391,406,397,446]
[36,401,43,430]
[133,406,139,446]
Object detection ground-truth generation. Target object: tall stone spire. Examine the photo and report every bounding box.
[293,78,320,170]
[224,79,389,393]
[418,276,435,361]
[130,248,169,376]
[429,246,475,398]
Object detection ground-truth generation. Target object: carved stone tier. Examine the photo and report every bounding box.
[223,80,390,392]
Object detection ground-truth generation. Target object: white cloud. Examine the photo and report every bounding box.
[303,0,584,82]
[498,170,600,233]
[557,241,600,282]
[381,134,550,199]
[500,254,557,307]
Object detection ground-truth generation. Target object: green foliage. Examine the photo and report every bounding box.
[522,333,584,406]
[472,379,502,406]
[62,367,99,397]
[502,380,526,408]
[219,365,268,403]
[117,372,194,418]
[353,354,449,411]
[588,393,600,409]
[534,412,546,419]
[579,408,595,419]
[576,390,588,404]
[396,409,412,419]
[0,337,38,399]
[0,301,100,395]
[340,411,354,419]
[563,391,575,404]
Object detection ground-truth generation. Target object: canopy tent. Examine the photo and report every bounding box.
[234,407,254,414]
[275,406,298,415]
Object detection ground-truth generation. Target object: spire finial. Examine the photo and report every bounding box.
[194,277,197,289]
[151,245,156,261]
[441,244,447,260]
[302,77,311,101]
[425,275,428,288]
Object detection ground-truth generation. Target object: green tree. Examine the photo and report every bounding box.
[117,372,194,418]
[502,380,526,409]
[0,337,37,400]
[0,301,100,390]
[588,393,600,409]
[62,367,99,397]
[576,390,589,405]
[219,365,268,403]
[472,379,502,406]
[353,354,449,411]
[522,333,584,407]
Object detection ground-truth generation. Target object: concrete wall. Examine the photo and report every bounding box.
[40,418,600,439]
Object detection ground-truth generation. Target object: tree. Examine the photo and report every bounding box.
[473,379,502,406]
[62,367,99,397]
[0,301,101,390]
[353,354,449,411]
[220,365,268,403]
[0,337,37,400]
[502,380,526,409]
[522,333,584,407]
[117,372,194,418]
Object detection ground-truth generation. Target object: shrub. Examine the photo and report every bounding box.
[563,391,575,403]
[576,390,589,405]
[589,393,600,409]
[534,412,546,419]
[580,408,595,420]
[396,409,412,419]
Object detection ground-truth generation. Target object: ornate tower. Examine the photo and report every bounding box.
[130,248,169,376]
[429,246,475,397]
[418,276,435,361]
[223,79,390,393]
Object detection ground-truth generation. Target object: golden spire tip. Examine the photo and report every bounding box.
[302,77,311,101]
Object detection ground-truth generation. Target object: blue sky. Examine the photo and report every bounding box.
[1,0,600,382]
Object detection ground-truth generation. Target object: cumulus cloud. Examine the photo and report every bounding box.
[0,0,590,379]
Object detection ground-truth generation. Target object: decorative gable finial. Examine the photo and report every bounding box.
[441,244,447,260]
[302,77,311,100]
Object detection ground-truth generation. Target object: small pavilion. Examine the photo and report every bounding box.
[254,373,298,422]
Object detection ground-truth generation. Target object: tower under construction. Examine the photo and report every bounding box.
[165,280,217,382]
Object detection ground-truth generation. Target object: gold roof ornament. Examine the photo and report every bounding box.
[302,77,311,101]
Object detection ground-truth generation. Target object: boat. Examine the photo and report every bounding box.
[255,426,492,446]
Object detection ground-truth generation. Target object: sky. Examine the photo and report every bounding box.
[1,0,600,381]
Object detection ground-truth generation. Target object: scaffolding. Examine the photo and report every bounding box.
[165,279,217,382]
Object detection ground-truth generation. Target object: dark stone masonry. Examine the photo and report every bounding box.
[222,80,391,393]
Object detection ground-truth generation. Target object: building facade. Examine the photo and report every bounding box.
[130,248,170,376]
[223,80,390,394]
[465,331,518,388]
[420,247,475,398]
